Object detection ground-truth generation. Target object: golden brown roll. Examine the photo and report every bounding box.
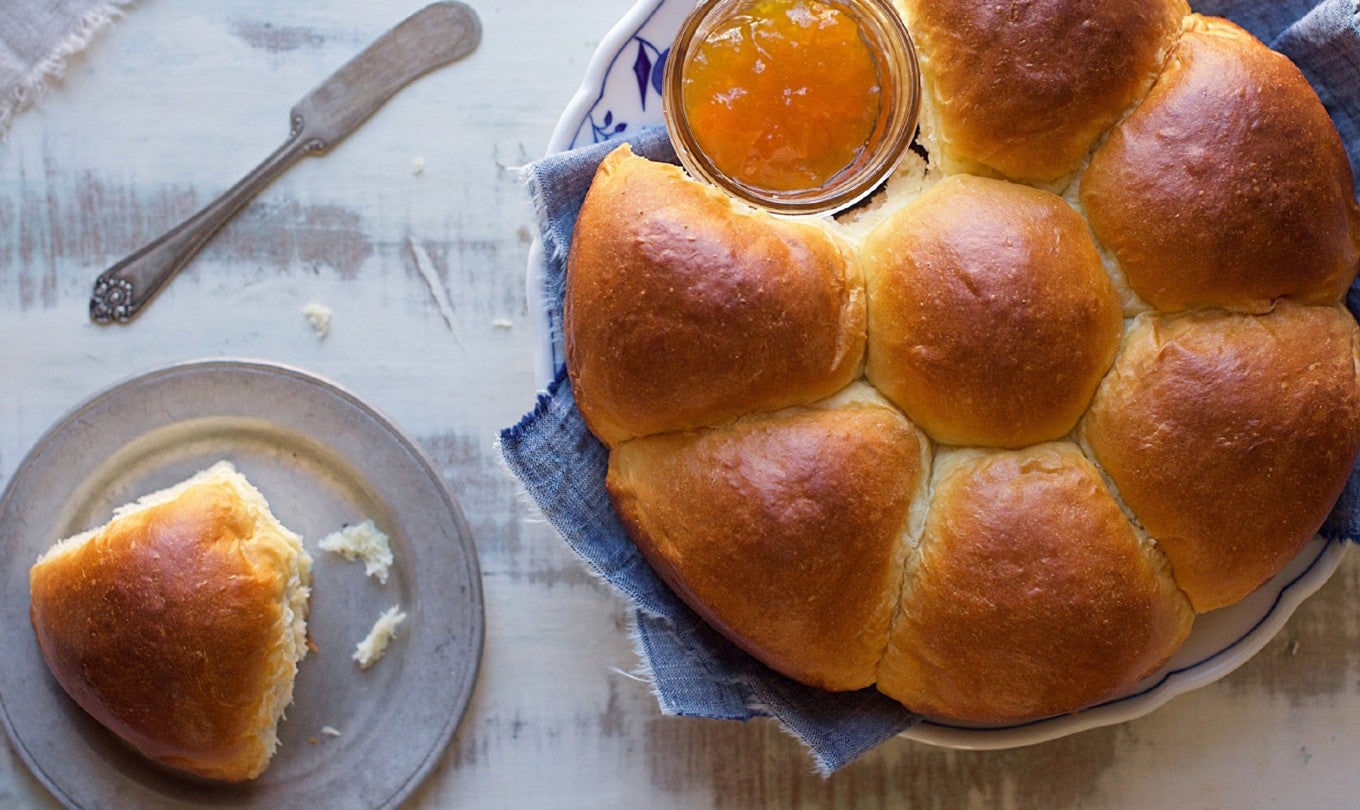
[1080,304,1360,612]
[557,2,1360,727]
[899,0,1187,183]
[876,444,1194,723]
[607,384,929,691]
[863,174,1123,448]
[565,145,865,446]
[29,462,313,782]
[1080,15,1360,313]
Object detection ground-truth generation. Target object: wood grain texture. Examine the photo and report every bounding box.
[2,1,1359,807]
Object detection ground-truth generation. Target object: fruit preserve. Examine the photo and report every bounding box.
[664,0,919,215]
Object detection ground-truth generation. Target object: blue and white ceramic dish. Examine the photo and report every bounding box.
[528,0,1348,751]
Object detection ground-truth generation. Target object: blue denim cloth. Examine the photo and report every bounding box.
[501,3,1360,774]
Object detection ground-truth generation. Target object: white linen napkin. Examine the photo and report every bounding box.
[0,0,135,135]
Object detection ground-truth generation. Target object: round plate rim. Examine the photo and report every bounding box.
[0,357,486,808]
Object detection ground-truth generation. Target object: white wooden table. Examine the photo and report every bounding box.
[2,1,1358,807]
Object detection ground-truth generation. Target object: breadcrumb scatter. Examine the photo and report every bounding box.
[318,519,394,583]
[354,605,407,669]
[303,303,333,338]
[413,155,426,175]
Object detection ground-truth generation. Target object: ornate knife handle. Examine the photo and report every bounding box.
[88,3,482,324]
[89,122,321,324]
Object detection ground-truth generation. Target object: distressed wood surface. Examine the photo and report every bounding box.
[2,1,1358,807]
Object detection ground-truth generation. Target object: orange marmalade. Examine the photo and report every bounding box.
[679,0,887,194]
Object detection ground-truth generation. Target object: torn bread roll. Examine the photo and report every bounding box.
[28,461,313,782]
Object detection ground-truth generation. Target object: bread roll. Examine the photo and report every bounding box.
[876,444,1194,723]
[1081,304,1360,611]
[607,384,929,691]
[559,0,1360,726]
[863,174,1122,448]
[899,0,1187,183]
[566,145,865,447]
[29,462,313,781]
[1080,15,1360,313]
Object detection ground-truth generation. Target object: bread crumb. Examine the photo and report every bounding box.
[318,520,393,584]
[304,303,333,338]
[413,155,425,175]
[354,605,406,669]
[321,725,342,737]
[492,318,513,329]
[309,737,318,745]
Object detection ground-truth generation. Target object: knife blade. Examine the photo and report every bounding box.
[90,2,482,324]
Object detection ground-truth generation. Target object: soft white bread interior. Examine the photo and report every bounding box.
[29,461,313,782]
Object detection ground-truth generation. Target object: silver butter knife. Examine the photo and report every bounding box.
[90,2,482,324]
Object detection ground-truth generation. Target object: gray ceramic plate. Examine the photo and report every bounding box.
[0,359,484,809]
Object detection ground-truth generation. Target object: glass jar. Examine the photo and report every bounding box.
[663,0,921,216]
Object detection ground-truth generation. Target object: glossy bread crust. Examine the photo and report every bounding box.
[29,468,310,781]
[608,386,927,691]
[561,1,1360,725]
[1081,15,1360,312]
[863,174,1122,448]
[877,444,1194,723]
[1081,304,1360,611]
[900,0,1188,182]
[566,145,865,447]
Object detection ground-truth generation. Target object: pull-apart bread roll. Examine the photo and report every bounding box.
[563,0,1360,727]
[29,462,313,781]
[608,384,929,691]
[898,0,1187,183]
[877,445,1193,723]
[863,175,1122,448]
[1081,305,1360,612]
[1080,15,1360,312]
[566,145,865,446]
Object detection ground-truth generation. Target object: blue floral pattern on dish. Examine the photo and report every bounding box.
[564,0,690,150]
[587,37,670,143]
